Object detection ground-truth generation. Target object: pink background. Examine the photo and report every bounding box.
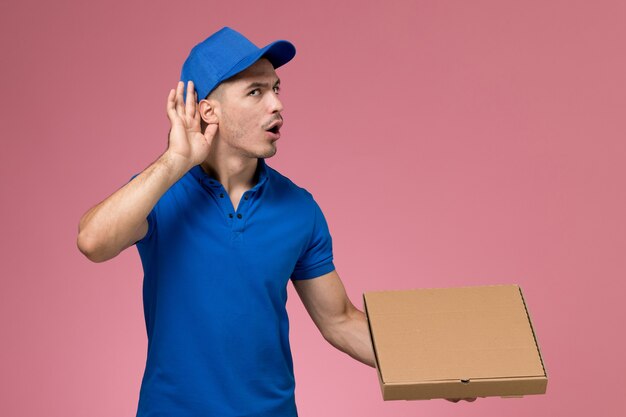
[1,1,625,416]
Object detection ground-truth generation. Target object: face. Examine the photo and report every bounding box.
[208,58,284,159]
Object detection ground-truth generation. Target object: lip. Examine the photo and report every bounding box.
[266,120,283,130]
[265,129,280,140]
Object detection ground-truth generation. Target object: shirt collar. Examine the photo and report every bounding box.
[190,158,269,191]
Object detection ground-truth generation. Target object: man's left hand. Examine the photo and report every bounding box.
[446,397,477,402]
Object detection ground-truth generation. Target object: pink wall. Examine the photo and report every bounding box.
[1,0,625,416]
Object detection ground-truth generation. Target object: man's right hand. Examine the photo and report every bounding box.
[77,81,217,262]
[165,80,218,168]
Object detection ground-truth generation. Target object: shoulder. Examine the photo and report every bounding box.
[129,168,202,213]
[265,164,317,205]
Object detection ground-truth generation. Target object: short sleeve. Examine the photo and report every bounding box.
[290,198,335,280]
[128,173,156,246]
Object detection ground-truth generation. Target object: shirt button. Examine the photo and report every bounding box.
[237,213,242,219]
[229,213,233,218]
[244,195,249,200]
[219,193,224,198]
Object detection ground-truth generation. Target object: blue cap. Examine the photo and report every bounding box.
[180,27,296,102]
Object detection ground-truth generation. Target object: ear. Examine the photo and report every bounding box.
[198,98,220,125]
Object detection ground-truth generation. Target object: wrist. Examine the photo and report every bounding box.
[159,151,194,179]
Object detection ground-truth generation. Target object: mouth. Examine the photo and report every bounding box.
[264,120,282,139]
[265,128,280,140]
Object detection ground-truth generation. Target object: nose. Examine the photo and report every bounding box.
[269,90,284,113]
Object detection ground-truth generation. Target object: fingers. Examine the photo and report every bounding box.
[446,397,477,403]
[166,87,176,120]
[193,91,202,125]
[167,81,197,124]
[185,81,196,118]
[175,81,184,117]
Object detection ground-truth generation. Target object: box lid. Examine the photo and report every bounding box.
[364,285,546,386]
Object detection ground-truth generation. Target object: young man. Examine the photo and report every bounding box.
[77,27,376,416]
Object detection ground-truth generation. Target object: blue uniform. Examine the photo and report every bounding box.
[130,158,335,417]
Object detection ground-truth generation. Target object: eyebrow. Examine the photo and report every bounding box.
[244,78,281,90]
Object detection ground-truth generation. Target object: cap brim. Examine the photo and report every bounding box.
[259,40,296,69]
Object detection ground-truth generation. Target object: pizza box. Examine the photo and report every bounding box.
[363,284,547,400]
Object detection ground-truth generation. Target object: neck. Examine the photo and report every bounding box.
[200,153,260,194]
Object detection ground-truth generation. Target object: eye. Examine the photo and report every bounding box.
[273,85,281,94]
[249,89,260,96]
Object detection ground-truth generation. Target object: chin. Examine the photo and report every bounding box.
[242,145,276,159]
[260,147,278,158]
[258,141,278,158]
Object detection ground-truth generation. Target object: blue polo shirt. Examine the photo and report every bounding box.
[130,158,335,417]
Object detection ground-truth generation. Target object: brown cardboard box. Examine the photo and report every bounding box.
[363,284,547,400]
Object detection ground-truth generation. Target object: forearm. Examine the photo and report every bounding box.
[324,307,377,368]
[77,151,190,261]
